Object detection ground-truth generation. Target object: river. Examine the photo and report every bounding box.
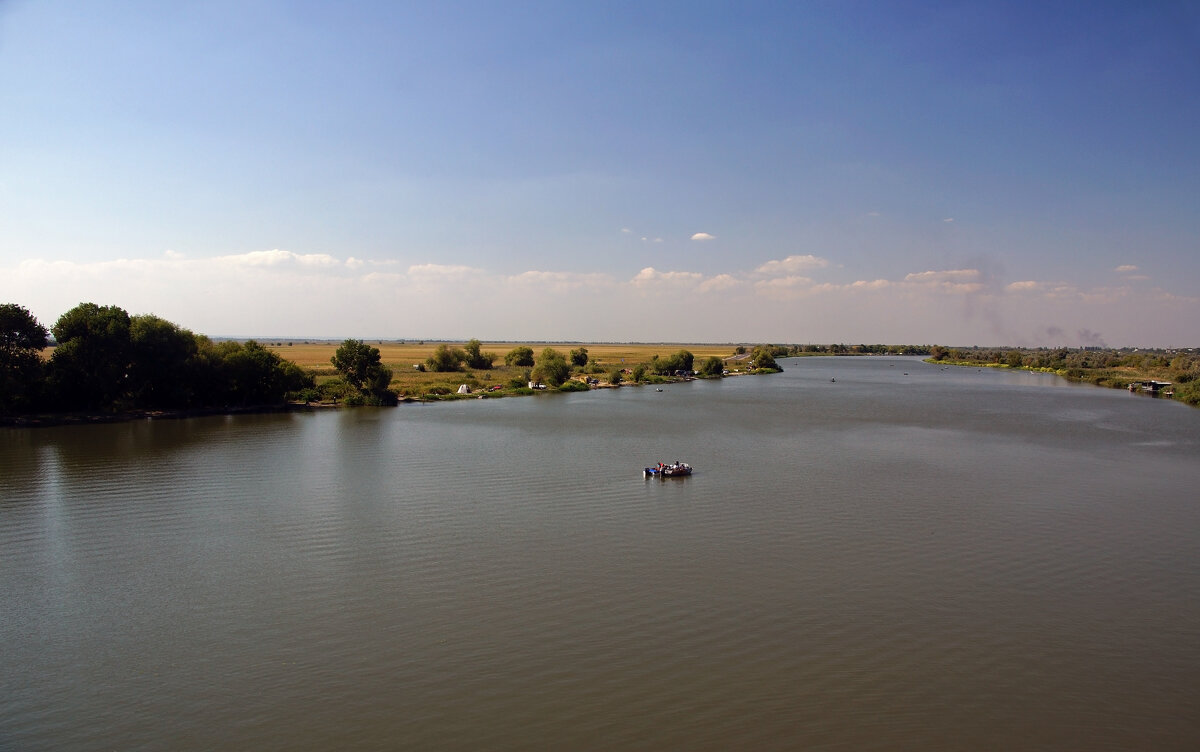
[3,356,1199,750]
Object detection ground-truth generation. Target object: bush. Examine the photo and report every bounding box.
[505,346,535,367]
[427,344,467,372]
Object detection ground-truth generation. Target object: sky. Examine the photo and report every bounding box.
[2,1,1198,347]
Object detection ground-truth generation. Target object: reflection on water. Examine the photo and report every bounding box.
[3,357,1200,750]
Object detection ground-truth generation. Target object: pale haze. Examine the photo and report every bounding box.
[2,2,1197,347]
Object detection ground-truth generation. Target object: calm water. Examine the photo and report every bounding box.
[3,357,1200,750]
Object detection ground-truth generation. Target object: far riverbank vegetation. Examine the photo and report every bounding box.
[926,345,1200,406]
[4,302,1197,422]
[2,302,790,422]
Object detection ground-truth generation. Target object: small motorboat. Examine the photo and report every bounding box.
[644,461,692,478]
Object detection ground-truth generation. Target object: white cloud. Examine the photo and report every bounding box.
[755,255,830,276]
[217,249,341,268]
[406,263,485,278]
[849,279,891,291]
[1006,280,1044,293]
[691,232,715,241]
[3,251,1196,346]
[696,274,742,294]
[631,267,705,287]
[757,275,813,289]
[904,269,980,284]
[1115,264,1139,273]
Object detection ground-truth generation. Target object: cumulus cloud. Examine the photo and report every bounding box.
[903,269,984,294]
[691,232,715,241]
[755,255,830,276]
[3,248,1196,346]
[904,269,979,283]
[631,267,705,287]
[407,262,484,277]
[217,249,341,268]
[754,276,814,298]
[696,274,742,294]
[1006,280,1043,292]
[849,279,891,290]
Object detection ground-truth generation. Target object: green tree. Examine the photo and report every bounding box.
[0,303,49,414]
[48,302,132,410]
[750,345,780,371]
[463,338,496,370]
[331,339,395,405]
[698,356,724,376]
[531,347,571,387]
[505,346,534,367]
[569,347,589,368]
[650,349,695,375]
[128,314,200,408]
[426,344,467,372]
[332,339,383,389]
[608,368,623,385]
[221,340,313,405]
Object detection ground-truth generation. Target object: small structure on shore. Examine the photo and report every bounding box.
[1129,380,1173,395]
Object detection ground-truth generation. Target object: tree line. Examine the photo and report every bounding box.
[1,302,313,416]
[928,345,1200,405]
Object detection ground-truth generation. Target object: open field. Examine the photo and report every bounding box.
[264,340,749,399]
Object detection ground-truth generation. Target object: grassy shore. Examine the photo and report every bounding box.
[927,358,1200,406]
[265,341,749,400]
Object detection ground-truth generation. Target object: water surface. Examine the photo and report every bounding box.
[3,357,1199,750]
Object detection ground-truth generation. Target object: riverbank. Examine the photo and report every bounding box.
[264,340,775,404]
[926,357,1200,406]
[3,341,768,426]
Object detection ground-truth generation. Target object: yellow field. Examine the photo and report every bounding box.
[263,340,746,398]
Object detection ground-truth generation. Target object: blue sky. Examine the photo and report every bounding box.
[2,1,1198,346]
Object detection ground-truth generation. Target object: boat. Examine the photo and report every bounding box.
[644,461,692,478]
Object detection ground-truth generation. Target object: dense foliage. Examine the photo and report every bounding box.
[750,345,781,372]
[331,339,396,405]
[531,347,571,387]
[928,345,1200,405]
[0,303,50,414]
[504,346,534,367]
[698,356,725,377]
[2,302,314,416]
[649,349,694,375]
[426,344,468,372]
[463,339,497,370]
